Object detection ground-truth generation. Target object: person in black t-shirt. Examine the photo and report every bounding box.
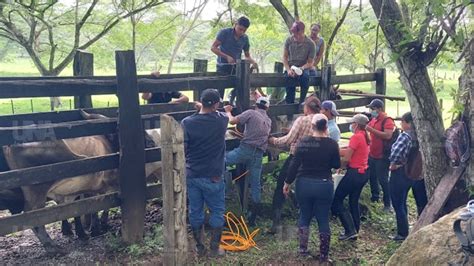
[142,71,189,104]
[284,113,340,263]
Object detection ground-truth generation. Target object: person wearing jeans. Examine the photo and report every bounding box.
[282,20,316,104]
[181,89,228,257]
[389,112,418,241]
[225,96,272,225]
[366,99,395,211]
[332,114,370,241]
[268,96,321,233]
[284,114,340,263]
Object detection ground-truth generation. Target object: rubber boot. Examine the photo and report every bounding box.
[268,208,282,234]
[247,203,260,227]
[209,227,225,257]
[192,226,206,257]
[319,232,332,264]
[338,211,358,241]
[298,226,310,256]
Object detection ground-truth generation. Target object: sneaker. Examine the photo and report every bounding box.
[459,200,474,220]
[383,206,393,213]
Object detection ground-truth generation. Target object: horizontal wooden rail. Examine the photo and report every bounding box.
[0,103,197,127]
[0,76,235,98]
[250,76,321,87]
[331,73,377,84]
[0,72,220,81]
[0,148,161,191]
[0,183,162,236]
[333,97,373,109]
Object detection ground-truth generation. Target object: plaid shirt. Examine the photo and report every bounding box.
[389,131,413,165]
[273,114,314,155]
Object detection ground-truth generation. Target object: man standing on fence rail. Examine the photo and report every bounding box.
[224,96,272,226]
[211,16,258,103]
[282,20,316,104]
[181,89,228,257]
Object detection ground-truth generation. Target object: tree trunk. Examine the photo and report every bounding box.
[269,0,295,30]
[370,0,448,196]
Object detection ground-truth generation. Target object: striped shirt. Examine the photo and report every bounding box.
[273,114,315,155]
[389,131,413,165]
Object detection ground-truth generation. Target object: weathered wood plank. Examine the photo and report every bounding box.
[250,76,321,88]
[115,50,147,244]
[138,76,235,94]
[339,92,404,101]
[193,59,208,101]
[375,68,387,105]
[73,50,94,109]
[236,60,251,111]
[160,114,188,265]
[0,147,161,191]
[0,183,163,236]
[0,72,220,81]
[267,104,300,117]
[331,73,377,84]
[412,167,466,233]
[0,118,117,146]
[320,65,332,101]
[0,103,196,127]
[333,97,373,109]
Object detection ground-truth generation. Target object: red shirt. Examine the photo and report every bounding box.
[368,112,394,159]
[348,129,369,172]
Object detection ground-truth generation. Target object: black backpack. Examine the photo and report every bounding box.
[453,217,474,263]
[381,117,400,159]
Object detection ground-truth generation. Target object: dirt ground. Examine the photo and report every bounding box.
[0,202,164,265]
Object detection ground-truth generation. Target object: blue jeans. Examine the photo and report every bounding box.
[296,177,334,234]
[187,177,225,229]
[331,168,369,232]
[390,167,414,237]
[284,69,310,104]
[369,157,391,207]
[226,144,264,203]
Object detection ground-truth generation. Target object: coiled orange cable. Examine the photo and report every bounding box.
[220,212,260,251]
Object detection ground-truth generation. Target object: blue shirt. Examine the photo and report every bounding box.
[181,112,229,178]
[216,28,250,65]
[327,119,341,142]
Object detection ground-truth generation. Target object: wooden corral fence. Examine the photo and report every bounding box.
[0,50,399,264]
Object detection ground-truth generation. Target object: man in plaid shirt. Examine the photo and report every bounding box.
[267,96,321,233]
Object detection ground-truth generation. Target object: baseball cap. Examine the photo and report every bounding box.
[347,114,369,126]
[256,96,270,108]
[366,99,384,109]
[200,89,222,107]
[311,113,328,125]
[290,21,305,34]
[321,100,339,116]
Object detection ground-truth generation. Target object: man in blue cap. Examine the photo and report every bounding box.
[366,99,395,211]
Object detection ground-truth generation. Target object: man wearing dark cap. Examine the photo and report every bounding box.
[283,20,316,104]
[181,88,228,257]
[211,16,258,102]
[366,99,395,211]
[321,100,341,142]
[224,96,272,226]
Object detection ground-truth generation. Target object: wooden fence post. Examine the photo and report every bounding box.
[235,59,251,112]
[161,114,187,265]
[320,64,332,101]
[115,50,147,244]
[73,50,93,109]
[193,59,208,101]
[375,68,387,104]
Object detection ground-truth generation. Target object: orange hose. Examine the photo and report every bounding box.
[220,212,260,251]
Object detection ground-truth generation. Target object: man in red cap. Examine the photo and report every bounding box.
[282,21,316,104]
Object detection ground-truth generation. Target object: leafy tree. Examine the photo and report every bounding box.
[369,0,472,195]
